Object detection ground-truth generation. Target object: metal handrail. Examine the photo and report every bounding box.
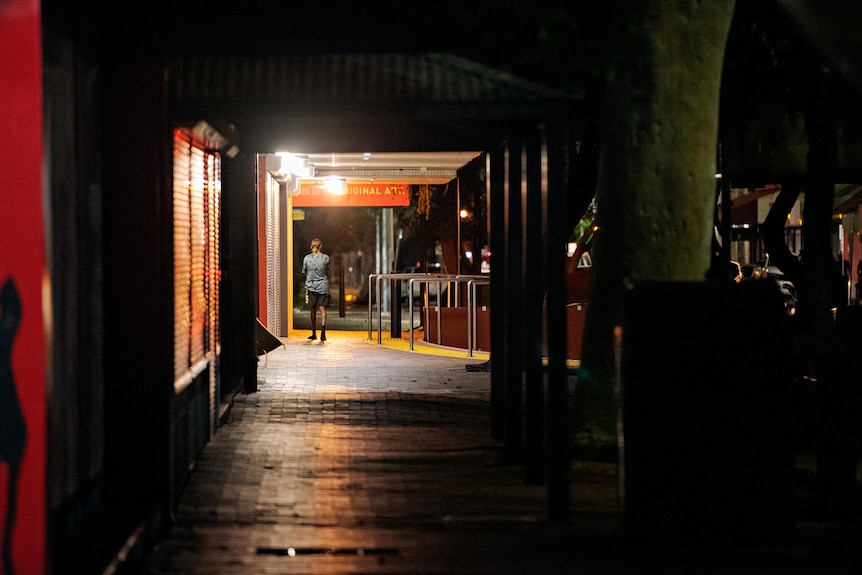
[414,277,448,347]
[408,275,488,355]
[367,272,450,343]
[367,272,490,356]
[467,278,490,357]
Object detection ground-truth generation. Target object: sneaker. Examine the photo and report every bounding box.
[307,334,317,340]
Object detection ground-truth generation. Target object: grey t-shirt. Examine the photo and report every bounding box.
[302,252,330,294]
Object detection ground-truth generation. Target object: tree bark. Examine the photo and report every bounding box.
[578,0,737,445]
[761,181,803,284]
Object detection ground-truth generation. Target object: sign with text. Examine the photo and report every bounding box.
[292,181,411,207]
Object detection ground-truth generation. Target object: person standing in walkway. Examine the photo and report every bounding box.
[301,238,331,341]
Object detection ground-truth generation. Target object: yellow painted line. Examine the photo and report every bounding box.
[286,329,578,368]
[365,335,578,368]
[364,334,491,359]
[286,329,487,359]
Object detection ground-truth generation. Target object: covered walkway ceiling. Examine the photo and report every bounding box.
[298,151,482,184]
[168,52,574,184]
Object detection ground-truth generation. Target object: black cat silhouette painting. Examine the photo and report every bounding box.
[0,278,25,575]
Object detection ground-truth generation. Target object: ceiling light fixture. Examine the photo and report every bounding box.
[276,153,315,179]
[324,176,347,195]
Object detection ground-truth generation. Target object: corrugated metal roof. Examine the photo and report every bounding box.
[833,183,862,214]
[168,52,571,106]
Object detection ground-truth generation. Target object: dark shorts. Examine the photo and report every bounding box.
[307,290,332,308]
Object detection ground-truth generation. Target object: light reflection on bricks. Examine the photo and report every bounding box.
[143,331,620,575]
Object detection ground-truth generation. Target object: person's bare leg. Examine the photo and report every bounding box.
[308,306,317,340]
[319,306,327,341]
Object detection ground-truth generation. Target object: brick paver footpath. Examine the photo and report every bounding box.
[142,331,616,574]
[143,330,860,575]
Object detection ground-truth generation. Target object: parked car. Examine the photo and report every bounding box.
[771,273,798,316]
[759,264,797,316]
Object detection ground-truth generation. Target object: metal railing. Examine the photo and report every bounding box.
[367,273,439,343]
[465,277,490,356]
[367,272,489,357]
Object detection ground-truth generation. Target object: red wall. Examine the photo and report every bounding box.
[0,1,47,572]
[257,161,268,325]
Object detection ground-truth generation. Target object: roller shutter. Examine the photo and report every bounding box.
[173,128,221,388]
[265,173,281,335]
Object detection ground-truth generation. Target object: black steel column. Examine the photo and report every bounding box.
[524,127,545,484]
[545,112,570,522]
[222,152,259,394]
[504,133,525,453]
[489,146,506,440]
[721,177,732,260]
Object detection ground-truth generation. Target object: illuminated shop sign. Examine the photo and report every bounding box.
[292,182,411,207]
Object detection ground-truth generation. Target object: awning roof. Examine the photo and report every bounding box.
[833,184,862,214]
[167,52,575,154]
[168,52,572,108]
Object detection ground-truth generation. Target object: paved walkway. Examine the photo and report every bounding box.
[141,330,861,574]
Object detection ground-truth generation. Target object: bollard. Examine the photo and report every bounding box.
[390,279,401,338]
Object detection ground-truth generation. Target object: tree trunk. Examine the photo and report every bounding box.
[761,182,803,284]
[578,1,737,446]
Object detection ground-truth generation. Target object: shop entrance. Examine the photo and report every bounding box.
[255,151,485,336]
